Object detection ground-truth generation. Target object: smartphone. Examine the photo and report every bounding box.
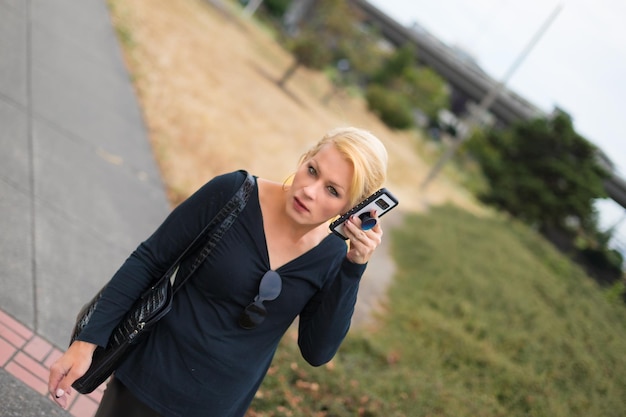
[329,188,399,240]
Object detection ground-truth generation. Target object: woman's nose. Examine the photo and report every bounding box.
[302,182,320,200]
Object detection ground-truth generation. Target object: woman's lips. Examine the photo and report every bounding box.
[293,196,309,213]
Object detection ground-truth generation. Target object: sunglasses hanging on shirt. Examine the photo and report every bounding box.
[239,270,282,329]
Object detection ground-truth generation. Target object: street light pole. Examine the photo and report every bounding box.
[475,3,563,115]
[420,3,563,191]
[243,0,264,17]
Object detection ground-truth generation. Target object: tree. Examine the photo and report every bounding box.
[465,112,609,236]
[368,45,449,123]
[390,66,449,120]
[370,44,415,84]
[365,84,414,129]
[277,0,353,87]
[277,30,332,87]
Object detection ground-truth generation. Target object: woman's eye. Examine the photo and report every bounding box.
[308,166,317,176]
[327,186,339,197]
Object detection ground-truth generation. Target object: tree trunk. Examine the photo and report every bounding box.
[277,60,300,88]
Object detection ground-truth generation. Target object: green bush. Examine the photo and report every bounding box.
[365,84,414,129]
[263,0,290,16]
[288,33,332,69]
[577,247,624,285]
[464,114,608,234]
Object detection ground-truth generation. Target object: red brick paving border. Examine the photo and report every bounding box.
[0,309,105,417]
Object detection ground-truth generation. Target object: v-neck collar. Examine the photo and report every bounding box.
[252,177,336,272]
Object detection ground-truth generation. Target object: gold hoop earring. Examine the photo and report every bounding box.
[282,173,295,191]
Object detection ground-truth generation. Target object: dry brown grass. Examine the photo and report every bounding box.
[111,0,483,215]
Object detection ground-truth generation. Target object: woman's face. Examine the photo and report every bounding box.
[286,144,354,226]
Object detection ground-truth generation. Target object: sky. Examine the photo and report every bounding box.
[368,0,626,251]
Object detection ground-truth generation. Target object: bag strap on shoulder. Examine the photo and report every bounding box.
[147,172,255,295]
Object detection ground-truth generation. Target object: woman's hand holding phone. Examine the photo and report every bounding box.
[329,188,398,264]
[343,211,383,265]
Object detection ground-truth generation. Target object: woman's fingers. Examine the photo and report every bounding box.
[344,213,383,264]
[48,341,96,408]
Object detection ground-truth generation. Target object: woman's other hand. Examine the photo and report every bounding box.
[48,340,97,408]
[343,211,382,264]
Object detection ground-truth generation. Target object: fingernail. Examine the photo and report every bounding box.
[55,388,64,398]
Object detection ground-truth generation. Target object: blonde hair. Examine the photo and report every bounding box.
[299,127,388,206]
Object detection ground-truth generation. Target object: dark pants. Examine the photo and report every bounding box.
[95,377,164,417]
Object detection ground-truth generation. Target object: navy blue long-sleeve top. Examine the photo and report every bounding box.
[77,171,366,417]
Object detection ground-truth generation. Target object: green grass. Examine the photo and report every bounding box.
[248,206,626,417]
[107,0,135,48]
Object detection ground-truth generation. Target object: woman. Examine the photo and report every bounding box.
[48,126,389,417]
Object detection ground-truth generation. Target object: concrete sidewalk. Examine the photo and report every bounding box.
[0,0,169,415]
